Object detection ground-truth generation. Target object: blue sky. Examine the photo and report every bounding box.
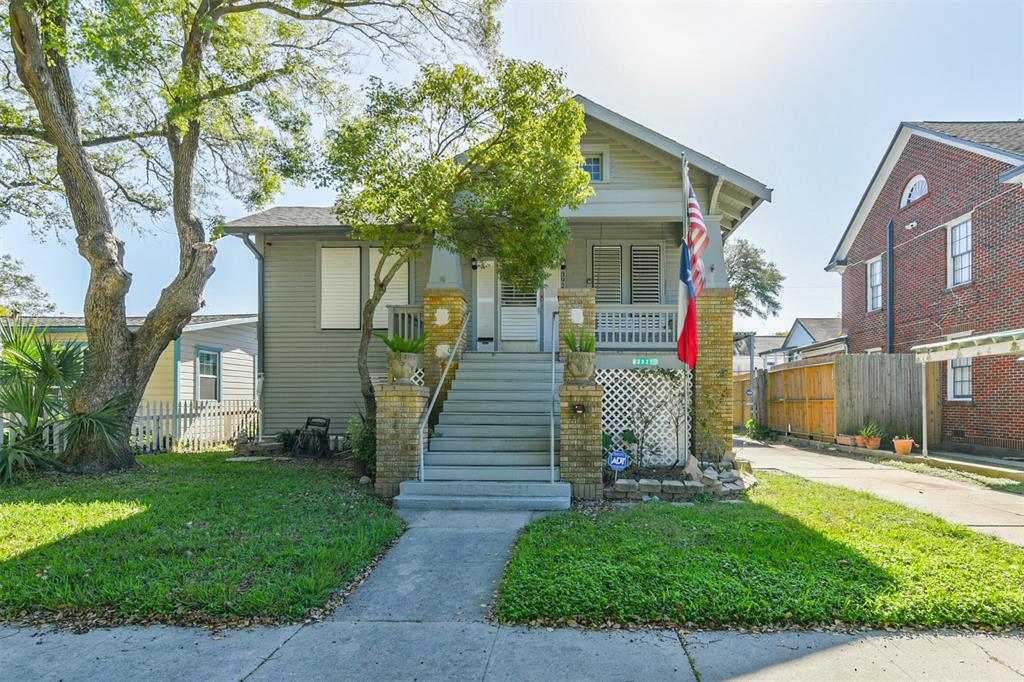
[3,1,1022,334]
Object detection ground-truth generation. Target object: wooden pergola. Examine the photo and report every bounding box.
[911,328,1024,455]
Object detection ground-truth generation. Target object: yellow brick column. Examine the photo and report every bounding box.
[375,383,429,498]
[422,288,469,420]
[557,288,597,357]
[696,287,735,459]
[559,382,605,499]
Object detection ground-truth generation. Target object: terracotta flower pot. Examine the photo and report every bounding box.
[388,353,419,384]
[864,436,882,450]
[565,351,596,384]
[893,438,914,455]
[855,435,866,448]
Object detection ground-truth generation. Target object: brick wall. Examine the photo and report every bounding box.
[375,383,429,498]
[696,288,734,457]
[422,288,469,422]
[841,134,1024,452]
[557,288,597,356]
[559,382,604,499]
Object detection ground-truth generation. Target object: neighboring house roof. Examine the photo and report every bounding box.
[26,314,257,332]
[224,95,771,236]
[796,317,843,344]
[825,121,1024,271]
[734,335,786,356]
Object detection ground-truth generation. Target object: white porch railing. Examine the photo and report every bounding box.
[596,304,678,349]
[387,304,425,339]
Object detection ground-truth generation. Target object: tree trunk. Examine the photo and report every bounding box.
[9,1,217,472]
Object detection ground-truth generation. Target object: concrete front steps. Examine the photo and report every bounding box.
[394,351,568,511]
[395,480,571,510]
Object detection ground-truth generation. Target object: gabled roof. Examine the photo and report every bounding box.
[224,95,771,235]
[912,121,1024,156]
[796,317,843,343]
[734,334,786,356]
[825,121,1024,271]
[26,314,257,332]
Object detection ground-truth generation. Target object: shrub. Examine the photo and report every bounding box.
[346,413,377,476]
[859,422,883,438]
[745,418,776,442]
[276,429,297,452]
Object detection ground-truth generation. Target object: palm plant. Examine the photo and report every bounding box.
[0,317,128,484]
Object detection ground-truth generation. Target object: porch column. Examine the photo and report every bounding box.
[423,245,468,420]
[696,287,735,461]
[376,382,429,498]
[560,382,604,499]
[557,288,597,357]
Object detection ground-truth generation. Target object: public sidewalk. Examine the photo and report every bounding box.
[5,509,1024,680]
[736,439,1024,546]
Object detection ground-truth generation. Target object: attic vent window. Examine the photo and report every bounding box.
[901,174,928,207]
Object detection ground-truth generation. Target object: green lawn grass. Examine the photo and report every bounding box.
[0,453,402,626]
[869,457,1024,496]
[496,473,1024,628]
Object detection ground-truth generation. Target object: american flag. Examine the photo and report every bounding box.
[677,173,709,368]
[687,183,709,296]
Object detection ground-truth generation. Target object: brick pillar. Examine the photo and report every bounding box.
[559,382,604,499]
[375,383,429,498]
[696,287,735,459]
[557,288,597,357]
[422,288,469,419]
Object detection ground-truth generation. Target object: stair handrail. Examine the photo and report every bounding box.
[549,311,559,484]
[418,314,471,482]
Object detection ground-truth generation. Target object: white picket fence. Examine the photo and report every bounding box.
[1,400,260,455]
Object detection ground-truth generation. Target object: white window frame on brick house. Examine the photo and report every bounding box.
[866,256,883,312]
[900,174,928,207]
[946,214,973,288]
[580,144,610,183]
[944,330,974,401]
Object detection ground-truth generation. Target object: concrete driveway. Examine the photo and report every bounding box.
[5,509,1024,680]
[736,440,1024,546]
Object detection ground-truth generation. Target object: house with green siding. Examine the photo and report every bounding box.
[225,96,770,507]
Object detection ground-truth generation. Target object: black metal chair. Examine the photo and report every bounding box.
[291,417,331,458]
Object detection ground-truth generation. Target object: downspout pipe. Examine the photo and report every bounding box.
[241,233,265,439]
[886,218,894,353]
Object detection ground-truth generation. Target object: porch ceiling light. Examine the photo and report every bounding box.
[471,257,478,270]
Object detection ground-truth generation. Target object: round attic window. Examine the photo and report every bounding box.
[901,175,928,207]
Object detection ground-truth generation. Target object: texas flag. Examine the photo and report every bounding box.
[677,181,709,369]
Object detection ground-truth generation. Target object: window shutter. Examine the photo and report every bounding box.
[499,282,538,340]
[592,245,622,304]
[320,247,361,329]
[369,248,409,329]
[630,245,661,304]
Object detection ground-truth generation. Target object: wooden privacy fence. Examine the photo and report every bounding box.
[733,372,753,429]
[759,354,941,444]
[2,400,259,455]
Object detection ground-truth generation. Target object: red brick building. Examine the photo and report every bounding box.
[826,122,1024,457]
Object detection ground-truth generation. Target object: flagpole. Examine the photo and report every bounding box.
[681,154,699,468]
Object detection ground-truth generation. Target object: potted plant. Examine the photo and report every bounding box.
[562,330,596,383]
[858,422,883,450]
[374,331,427,384]
[893,434,915,456]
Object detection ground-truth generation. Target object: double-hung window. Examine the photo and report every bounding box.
[947,218,972,287]
[949,357,972,400]
[866,257,883,312]
[197,349,221,402]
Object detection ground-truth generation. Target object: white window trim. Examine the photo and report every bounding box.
[900,174,928,207]
[196,348,222,403]
[581,144,610,184]
[864,347,882,354]
[866,255,883,312]
[945,212,973,289]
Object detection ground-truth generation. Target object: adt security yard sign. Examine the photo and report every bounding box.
[606,450,631,471]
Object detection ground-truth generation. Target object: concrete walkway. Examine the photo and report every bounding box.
[5,509,1023,680]
[737,440,1024,546]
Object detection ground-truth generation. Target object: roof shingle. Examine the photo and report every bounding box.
[912,121,1024,157]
